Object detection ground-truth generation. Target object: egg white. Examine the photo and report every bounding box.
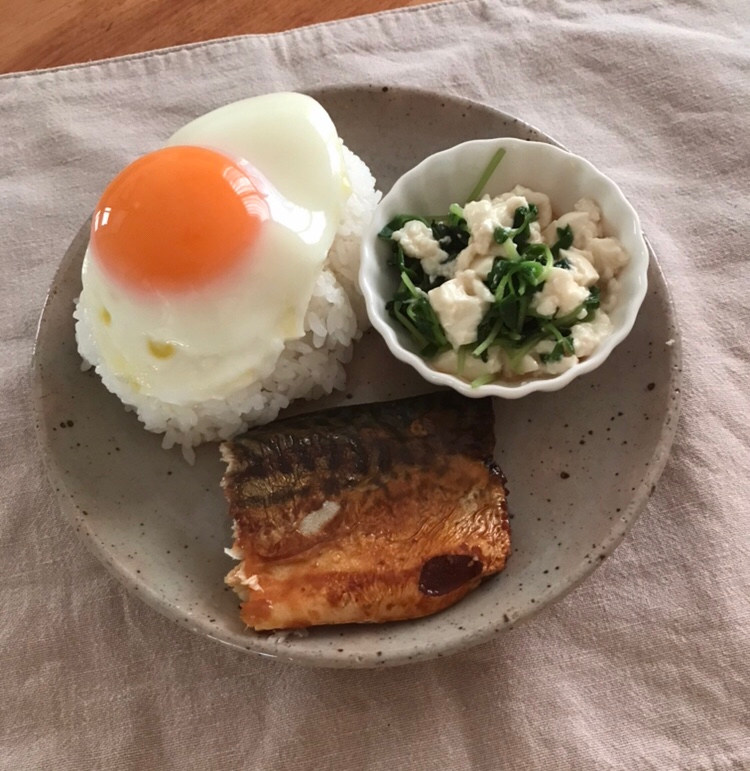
[77,93,351,405]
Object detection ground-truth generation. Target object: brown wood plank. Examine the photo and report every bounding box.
[1,0,431,74]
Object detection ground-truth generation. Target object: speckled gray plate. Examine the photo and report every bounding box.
[32,86,682,668]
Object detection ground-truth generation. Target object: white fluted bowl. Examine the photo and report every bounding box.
[359,138,649,398]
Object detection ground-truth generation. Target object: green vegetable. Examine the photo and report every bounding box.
[493,204,539,248]
[386,273,449,358]
[551,224,574,259]
[551,286,601,328]
[448,203,465,222]
[470,373,495,388]
[465,147,507,202]
[538,323,576,363]
[431,220,470,261]
[380,149,601,379]
[505,332,548,371]
[456,345,469,377]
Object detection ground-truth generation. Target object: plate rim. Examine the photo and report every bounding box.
[31,84,683,668]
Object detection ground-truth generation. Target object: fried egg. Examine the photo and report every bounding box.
[77,93,350,405]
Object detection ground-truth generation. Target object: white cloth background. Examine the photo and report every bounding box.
[1,1,748,768]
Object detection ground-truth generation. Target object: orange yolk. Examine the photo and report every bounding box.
[91,146,269,293]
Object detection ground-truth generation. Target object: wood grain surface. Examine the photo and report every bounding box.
[1,0,430,74]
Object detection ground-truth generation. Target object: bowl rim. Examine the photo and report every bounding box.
[359,136,650,399]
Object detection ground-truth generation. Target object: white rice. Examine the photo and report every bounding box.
[75,144,381,462]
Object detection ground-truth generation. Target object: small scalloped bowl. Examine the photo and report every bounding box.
[359,138,649,398]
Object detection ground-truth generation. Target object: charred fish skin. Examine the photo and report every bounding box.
[222,392,510,631]
[224,394,494,494]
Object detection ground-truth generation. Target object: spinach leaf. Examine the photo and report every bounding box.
[386,275,449,358]
[431,220,471,259]
[551,224,574,259]
[493,203,539,248]
[552,286,600,328]
[538,324,576,363]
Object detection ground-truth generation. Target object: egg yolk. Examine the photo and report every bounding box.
[91,146,269,293]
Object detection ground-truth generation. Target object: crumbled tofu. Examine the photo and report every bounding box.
[428,271,493,347]
[589,237,630,281]
[544,355,579,375]
[489,349,541,377]
[534,340,579,375]
[456,192,542,272]
[389,188,629,383]
[432,348,502,380]
[544,198,602,249]
[535,340,555,356]
[601,277,621,313]
[574,197,602,222]
[509,185,553,229]
[528,222,545,244]
[514,354,540,375]
[465,252,496,279]
[462,194,530,254]
[560,247,600,287]
[392,220,454,278]
[571,310,612,358]
[531,266,590,317]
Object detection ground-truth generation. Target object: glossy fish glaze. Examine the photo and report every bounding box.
[221,392,510,630]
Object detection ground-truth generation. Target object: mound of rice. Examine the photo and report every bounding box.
[74,144,381,462]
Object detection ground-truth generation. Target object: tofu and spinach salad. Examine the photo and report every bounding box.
[379,149,630,386]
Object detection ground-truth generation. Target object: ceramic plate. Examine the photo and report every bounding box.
[32,86,682,668]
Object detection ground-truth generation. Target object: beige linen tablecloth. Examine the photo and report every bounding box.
[1,1,749,768]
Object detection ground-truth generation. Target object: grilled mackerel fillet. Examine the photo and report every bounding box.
[221,392,510,630]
